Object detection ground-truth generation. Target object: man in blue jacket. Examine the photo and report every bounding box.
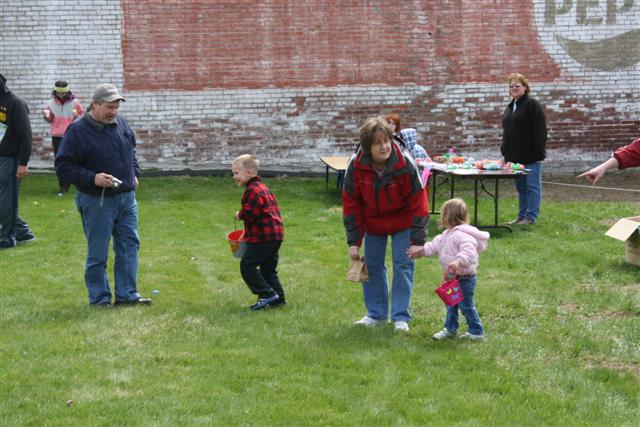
[0,73,36,249]
[56,83,151,307]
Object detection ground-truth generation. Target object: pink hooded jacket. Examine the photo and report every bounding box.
[423,224,490,275]
[43,96,84,137]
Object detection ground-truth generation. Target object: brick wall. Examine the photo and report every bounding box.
[2,0,639,173]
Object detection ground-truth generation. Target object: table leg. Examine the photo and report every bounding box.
[450,175,455,199]
[494,178,499,226]
[474,179,479,226]
[430,173,437,214]
[475,177,511,232]
[325,165,329,191]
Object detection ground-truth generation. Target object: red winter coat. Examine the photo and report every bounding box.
[613,137,640,169]
[342,142,429,247]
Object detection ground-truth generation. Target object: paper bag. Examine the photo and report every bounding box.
[346,256,368,282]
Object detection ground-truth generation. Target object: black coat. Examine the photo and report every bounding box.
[501,93,547,164]
[0,73,32,165]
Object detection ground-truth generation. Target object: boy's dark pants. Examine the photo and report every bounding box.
[240,240,284,299]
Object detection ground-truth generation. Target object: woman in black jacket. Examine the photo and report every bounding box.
[501,73,547,225]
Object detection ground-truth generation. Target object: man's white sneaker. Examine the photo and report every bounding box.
[394,321,409,332]
[459,332,485,341]
[354,316,385,327]
[432,329,456,340]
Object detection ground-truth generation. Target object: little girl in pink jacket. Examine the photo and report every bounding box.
[408,198,490,341]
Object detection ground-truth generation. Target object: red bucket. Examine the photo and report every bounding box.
[226,229,247,258]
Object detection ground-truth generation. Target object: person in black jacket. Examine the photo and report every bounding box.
[501,73,547,225]
[0,73,36,249]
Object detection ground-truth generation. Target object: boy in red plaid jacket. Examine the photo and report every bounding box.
[232,154,286,310]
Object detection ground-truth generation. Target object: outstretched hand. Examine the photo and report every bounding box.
[577,157,619,186]
[577,166,605,185]
[406,245,424,259]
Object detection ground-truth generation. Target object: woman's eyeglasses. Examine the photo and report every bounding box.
[372,139,393,147]
[509,84,523,89]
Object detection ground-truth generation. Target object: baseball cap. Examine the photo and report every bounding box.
[92,84,125,102]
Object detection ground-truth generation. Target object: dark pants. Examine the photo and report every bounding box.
[52,137,70,193]
[0,156,34,247]
[240,240,284,299]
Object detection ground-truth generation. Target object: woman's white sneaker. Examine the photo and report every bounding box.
[354,316,386,327]
[394,321,409,332]
[432,329,456,340]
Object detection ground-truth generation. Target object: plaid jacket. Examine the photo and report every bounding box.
[238,176,284,243]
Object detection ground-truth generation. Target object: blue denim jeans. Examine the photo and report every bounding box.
[362,229,415,322]
[444,274,483,335]
[514,161,542,222]
[76,191,141,304]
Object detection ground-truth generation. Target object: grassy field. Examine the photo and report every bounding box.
[1,173,638,426]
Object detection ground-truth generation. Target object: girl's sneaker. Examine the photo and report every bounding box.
[459,332,485,341]
[432,329,456,340]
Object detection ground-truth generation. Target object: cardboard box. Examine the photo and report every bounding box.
[605,216,640,266]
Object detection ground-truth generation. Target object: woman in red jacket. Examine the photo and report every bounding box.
[578,137,640,185]
[342,116,429,332]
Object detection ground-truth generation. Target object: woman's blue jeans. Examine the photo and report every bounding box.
[444,274,483,335]
[76,191,141,304]
[514,161,542,222]
[362,229,415,322]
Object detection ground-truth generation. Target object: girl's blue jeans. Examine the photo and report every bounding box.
[362,229,415,322]
[444,274,484,335]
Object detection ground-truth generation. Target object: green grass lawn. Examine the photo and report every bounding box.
[1,173,638,426]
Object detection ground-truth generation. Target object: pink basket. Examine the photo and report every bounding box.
[434,270,464,306]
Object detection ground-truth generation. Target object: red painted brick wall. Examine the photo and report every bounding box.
[4,0,639,172]
[122,1,561,89]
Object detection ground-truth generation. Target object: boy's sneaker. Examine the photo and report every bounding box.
[250,294,280,311]
[459,332,485,341]
[393,321,409,332]
[16,235,36,245]
[0,239,16,250]
[354,316,386,327]
[432,329,456,340]
[270,296,287,307]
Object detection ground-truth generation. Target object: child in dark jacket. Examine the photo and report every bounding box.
[232,154,286,310]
